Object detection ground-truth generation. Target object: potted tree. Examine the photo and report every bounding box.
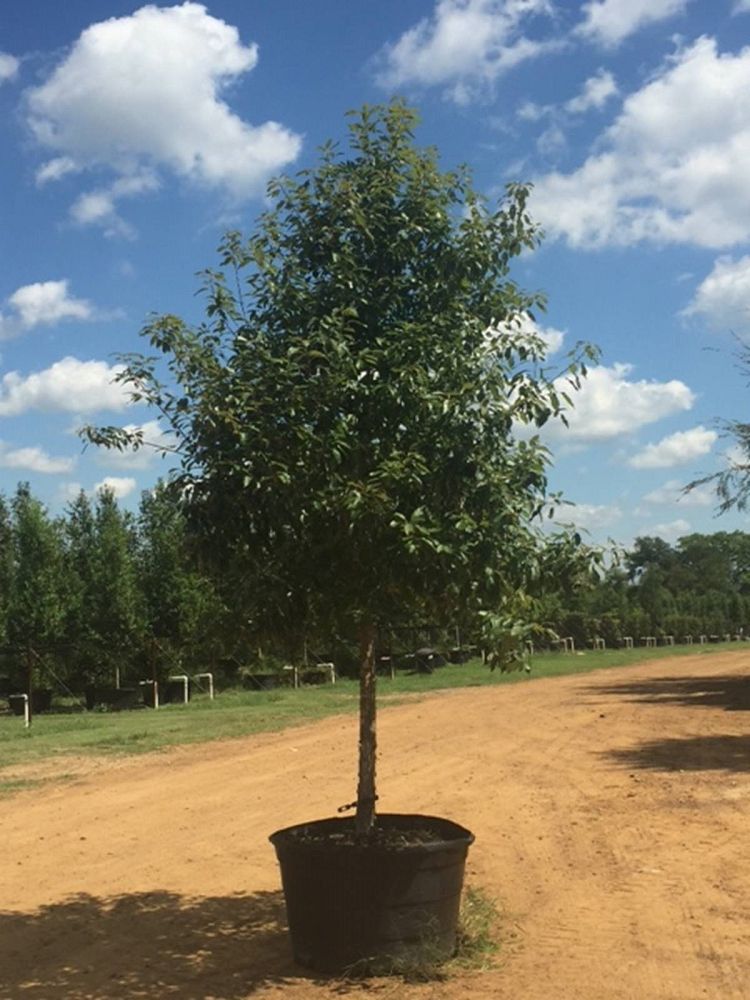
[241,655,288,691]
[84,101,595,972]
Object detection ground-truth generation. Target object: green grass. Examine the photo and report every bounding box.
[0,774,77,797]
[0,641,741,781]
[0,686,362,771]
[339,884,502,981]
[0,777,41,796]
[453,886,502,972]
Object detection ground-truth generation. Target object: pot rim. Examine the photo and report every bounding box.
[270,812,475,856]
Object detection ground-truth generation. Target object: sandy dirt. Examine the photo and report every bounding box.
[1,650,750,1000]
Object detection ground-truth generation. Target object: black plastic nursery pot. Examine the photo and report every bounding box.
[163,679,191,704]
[85,686,142,711]
[270,813,474,973]
[141,683,158,708]
[9,689,52,715]
[8,694,26,716]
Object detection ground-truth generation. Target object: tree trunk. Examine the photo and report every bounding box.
[26,645,33,726]
[355,620,377,835]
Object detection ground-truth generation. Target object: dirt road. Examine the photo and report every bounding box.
[1,650,750,999]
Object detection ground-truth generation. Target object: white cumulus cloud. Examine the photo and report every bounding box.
[643,478,714,507]
[0,53,19,83]
[562,501,623,531]
[536,123,566,156]
[58,481,84,504]
[642,517,691,543]
[0,444,74,475]
[628,425,717,469]
[496,313,565,355]
[0,280,95,340]
[532,37,750,249]
[0,357,129,416]
[545,363,694,443]
[565,69,618,114]
[26,2,301,229]
[69,171,161,239]
[373,0,560,103]
[683,255,750,335]
[9,280,91,327]
[96,419,177,470]
[95,476,137,499]
[535,323,565,355]
[35,156,77,185]
[577,0,691,48]
[517,100,549,122]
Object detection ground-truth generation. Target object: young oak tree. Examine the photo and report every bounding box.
[84,102,596,833]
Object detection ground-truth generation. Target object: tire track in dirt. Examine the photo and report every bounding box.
[1,650,750,999]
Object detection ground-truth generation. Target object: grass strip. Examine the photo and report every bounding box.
[0,642,741,779]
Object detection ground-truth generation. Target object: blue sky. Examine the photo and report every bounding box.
[1,0,749,548]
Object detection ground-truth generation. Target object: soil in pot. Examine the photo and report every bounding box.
[270,813,474,973]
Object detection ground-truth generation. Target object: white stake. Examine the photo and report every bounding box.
[139,679,159,708]
[168,674,189,704]
[319,661,336,684]
[194,671,214,699]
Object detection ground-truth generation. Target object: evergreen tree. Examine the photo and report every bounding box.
[0,493,13,646]
[137,482,226,672]
[87,488,143,683]
[62,490,99,682]
[7,485,68,690]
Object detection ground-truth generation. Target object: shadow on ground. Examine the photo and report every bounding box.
[606,734,750,773]
[586,674,750,712]
[0,889,358,1000]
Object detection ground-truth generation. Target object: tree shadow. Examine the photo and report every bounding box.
[606,734,750,773]
[585,674,750,712]
[0,889,358,999]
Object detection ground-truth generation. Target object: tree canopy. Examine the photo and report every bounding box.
[85,101,596,657]
[687,339,750,513]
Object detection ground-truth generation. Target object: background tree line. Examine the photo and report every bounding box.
[0,481,227,695]
[4,476,749,696]
[542,531,750,648]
